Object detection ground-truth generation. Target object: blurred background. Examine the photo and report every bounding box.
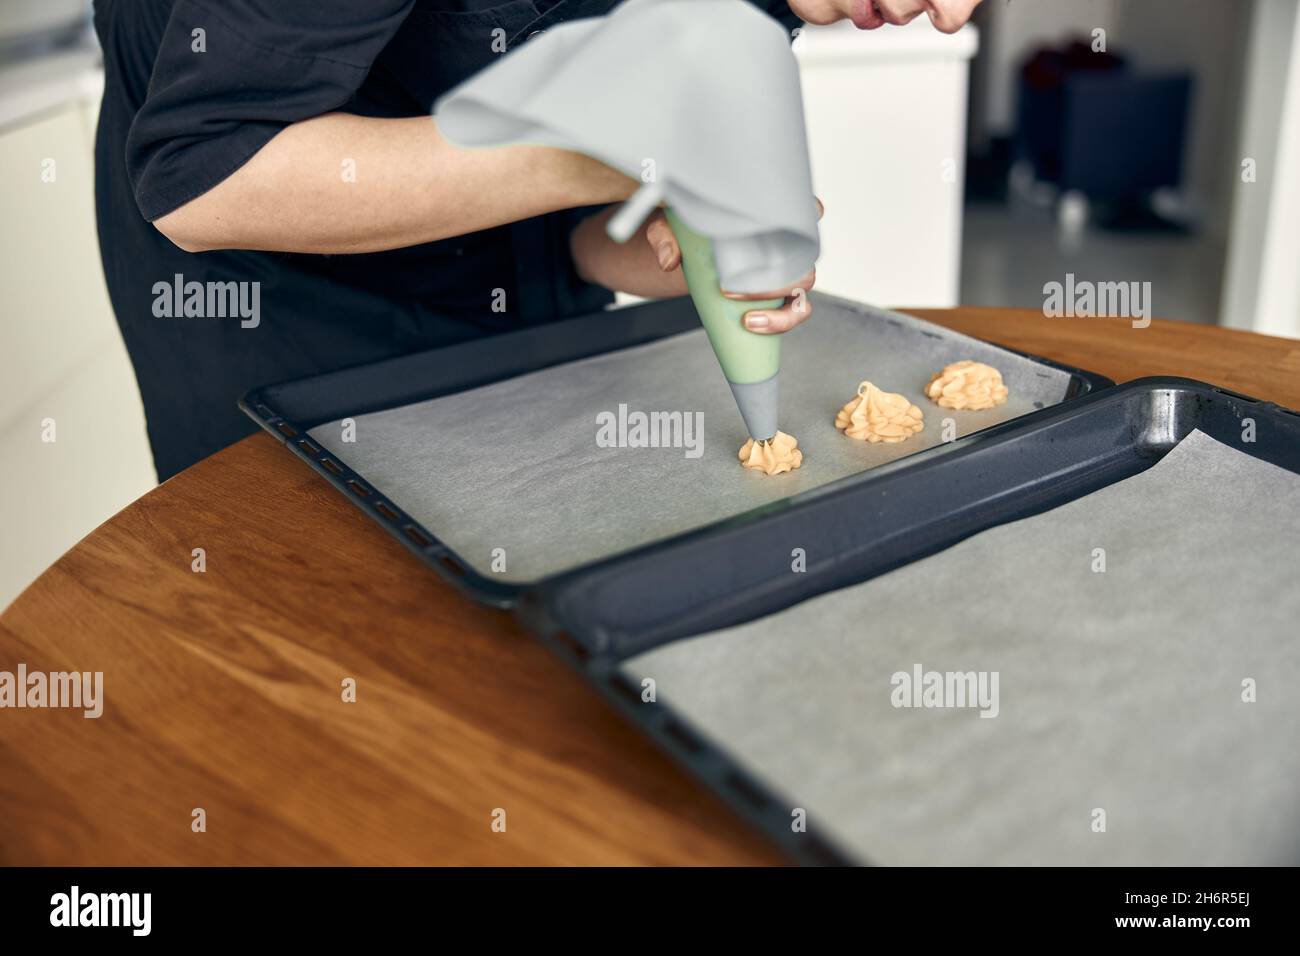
[2,0,1299,607]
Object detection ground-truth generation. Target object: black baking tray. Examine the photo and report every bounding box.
[240,294,1111,608]
[517,377,1300,865]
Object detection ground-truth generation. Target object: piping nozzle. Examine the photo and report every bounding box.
[728,374,780,444]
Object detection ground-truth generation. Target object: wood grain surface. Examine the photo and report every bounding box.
[2,309,1298,865]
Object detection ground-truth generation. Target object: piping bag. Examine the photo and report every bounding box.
[434,0,820,447]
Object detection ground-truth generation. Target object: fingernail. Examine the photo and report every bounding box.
[722,291,745,300]
[745,313,770,330]
[656,243,674,269]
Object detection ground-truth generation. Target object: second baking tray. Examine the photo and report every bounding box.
[520,377,1300,865]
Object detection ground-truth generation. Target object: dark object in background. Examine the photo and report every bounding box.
[964,134,1014,202]
[1016,40,1193,229]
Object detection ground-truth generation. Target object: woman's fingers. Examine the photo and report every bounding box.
[741,268,817,334]
[743,292,815,334]
[644,213,681,271]
[650,197,822,276]
[643,199,821,334]
[723,267,817,302]
[721,196,820,300]
[739,200,821,333]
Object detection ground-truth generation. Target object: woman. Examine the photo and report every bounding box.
[94,0,980,479]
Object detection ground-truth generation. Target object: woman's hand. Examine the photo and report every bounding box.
[643,199,823,334]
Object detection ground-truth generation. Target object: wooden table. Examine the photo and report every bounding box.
[3,310,1298,865]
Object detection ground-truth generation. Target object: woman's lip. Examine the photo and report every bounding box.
[850,0,885,30]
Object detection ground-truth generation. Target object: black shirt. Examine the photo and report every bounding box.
[93,0,802,479]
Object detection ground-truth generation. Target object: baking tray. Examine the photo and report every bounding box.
[240,293,1110,607]
[518,377,1300,864]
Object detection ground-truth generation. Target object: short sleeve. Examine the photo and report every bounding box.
[125,0,415,221]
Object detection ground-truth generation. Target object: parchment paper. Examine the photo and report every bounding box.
[310,295,1072,582]
[622,430,1300,865]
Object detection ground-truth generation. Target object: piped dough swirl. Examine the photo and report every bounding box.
[835,381,924,443]
[926,360,1009,411]
[738,430,803,475]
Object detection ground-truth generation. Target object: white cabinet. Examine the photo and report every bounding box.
[795,18,978,307]
[0,63,156,611]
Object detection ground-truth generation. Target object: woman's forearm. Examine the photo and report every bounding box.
[154,113,636,254]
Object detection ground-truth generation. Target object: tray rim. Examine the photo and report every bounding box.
[239,296,1114,609]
